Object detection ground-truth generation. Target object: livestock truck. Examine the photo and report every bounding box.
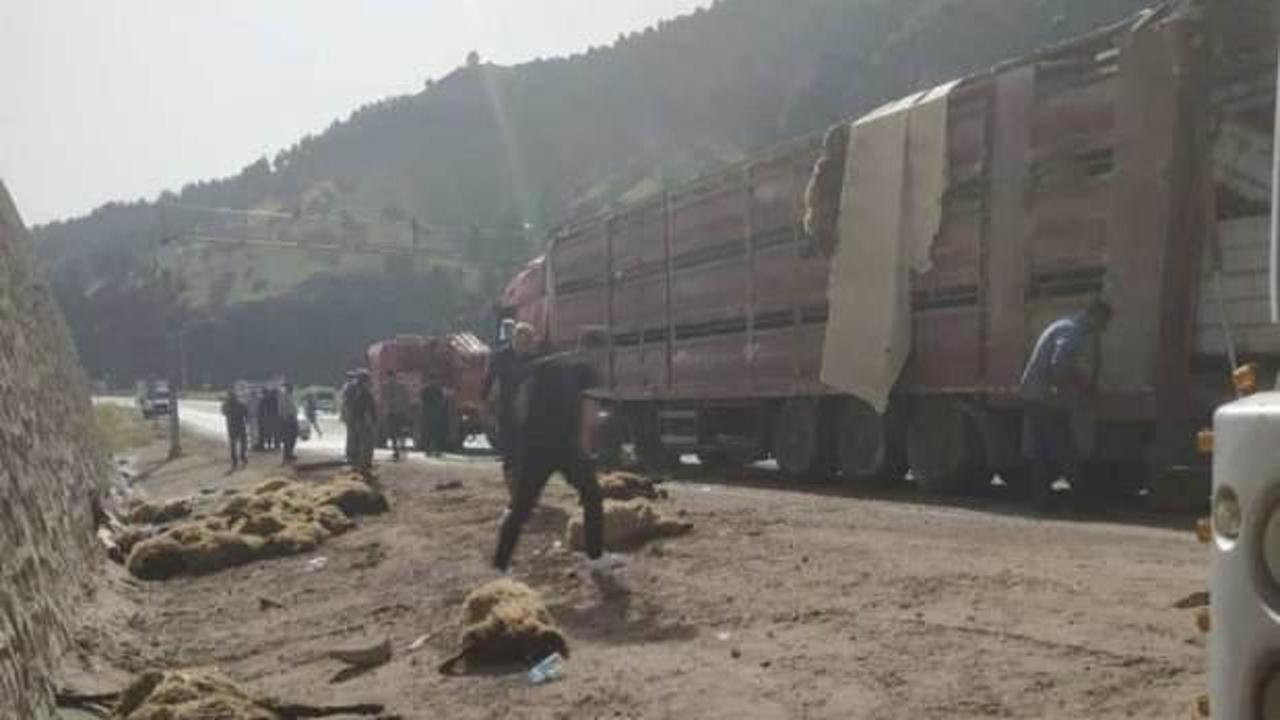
[367,333,492,452]
[498,0,1277,504]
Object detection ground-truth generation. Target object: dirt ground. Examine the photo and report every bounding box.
[60,437,1207,719]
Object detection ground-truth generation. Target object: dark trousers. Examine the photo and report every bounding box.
[227,424,248,466]
[280,417,299,462]
[420,411,446,456]
[386,413,407,458]
[1022,403,1078,502]
[497,410,517,497]
[494,446,604,570]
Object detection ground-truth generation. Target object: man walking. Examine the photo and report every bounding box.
[419,377,447,457]
[250,387,265,451]
[482,322,538,498]
[303,393,323,437]
[221,388,249,470]
[279,383,300,463]
[493,331,622,573]
[1020,299,1112,509]
[340,371,359,463]
[382,370,410,461]
[347,371,379,473]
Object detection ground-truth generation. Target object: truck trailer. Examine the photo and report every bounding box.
[499,0,1277,504]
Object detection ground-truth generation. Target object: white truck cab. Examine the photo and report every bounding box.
[1209,34,1280,720]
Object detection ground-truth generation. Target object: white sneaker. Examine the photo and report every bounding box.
[585,552,627,574]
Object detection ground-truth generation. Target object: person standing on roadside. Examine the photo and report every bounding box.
[259,387,280,451]
[279,382,300,463]
[250,387,266,451]
[1020,299,1112,509]
[419,377,447,457]
[303,393,323,437]
[482,322,538,499]
[220,388,249,470]
[348,371,379,472]
[340,371,359,463]
[493,330,623,574]
[382,370,410,461]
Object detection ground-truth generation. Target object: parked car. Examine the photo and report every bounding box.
[136,379,172,419]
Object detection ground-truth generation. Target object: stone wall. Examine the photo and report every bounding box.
[0,181,105,717]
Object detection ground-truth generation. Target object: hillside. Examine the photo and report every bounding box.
[35,0,1153,387]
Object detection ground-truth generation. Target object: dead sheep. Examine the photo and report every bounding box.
[126,525,265,580]
[124,474,385,580]
[599,472,667,501]
[126,498,193,525]
[113,670,278,720]
[566,499,693,552]
[311,475,390,516]
[802,122,850,258]
[439,579,568,675]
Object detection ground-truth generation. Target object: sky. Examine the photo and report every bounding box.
[0,0,709,226]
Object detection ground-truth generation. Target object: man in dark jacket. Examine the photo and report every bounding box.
[347,371,378,472]
[419,378,447,457]
[259,387,280,451]
[221,388,249,469]
[340,372,359,463]
[493,331,621,573]
[482,322,537,497]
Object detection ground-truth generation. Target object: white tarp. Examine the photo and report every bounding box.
[820,81,957,412]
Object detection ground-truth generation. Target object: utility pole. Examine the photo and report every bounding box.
[167,300,183,461]
[157,205,183,460]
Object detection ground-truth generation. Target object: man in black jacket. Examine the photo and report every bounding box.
[493,330,622,573]
[221,388,249,470]
[482,322,537,497]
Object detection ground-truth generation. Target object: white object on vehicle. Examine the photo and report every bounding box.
[1210,392,1280,718]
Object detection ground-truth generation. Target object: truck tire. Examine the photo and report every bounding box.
[698,451,745,477]
[630,408,679,472]
[908,399,985,494]
[772,398,834,482]
[837,397,906,488]
[1074,460,1146,505]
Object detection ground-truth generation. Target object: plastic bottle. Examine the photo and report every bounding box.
[527,652,565,685]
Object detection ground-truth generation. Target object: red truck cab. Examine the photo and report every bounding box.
[366,333,493,451]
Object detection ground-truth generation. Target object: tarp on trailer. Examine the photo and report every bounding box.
[820,80,957,412]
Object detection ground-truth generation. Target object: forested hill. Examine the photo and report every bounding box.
[36,0,1152,388]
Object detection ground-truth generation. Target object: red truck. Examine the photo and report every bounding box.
[497,1,1277,504]
[366,333,493,452]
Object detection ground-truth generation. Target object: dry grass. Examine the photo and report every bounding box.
[94,404,162,453]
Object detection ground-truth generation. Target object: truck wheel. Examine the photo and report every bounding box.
[772,398,834,482]
[631,409,679,472]
[483,429,501,453]
[908,399,984,494]
[837,398,906,488]
[1074,461,1145,505]
[698,451,745,477]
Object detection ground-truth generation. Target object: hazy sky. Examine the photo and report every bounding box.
[0,0,709,226]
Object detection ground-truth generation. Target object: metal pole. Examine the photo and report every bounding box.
[167,325,183,460]
[1214,268,1240,380]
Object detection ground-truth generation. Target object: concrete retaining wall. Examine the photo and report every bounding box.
[0,180,105,717]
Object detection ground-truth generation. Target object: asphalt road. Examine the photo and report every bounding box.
[99,396,495,466]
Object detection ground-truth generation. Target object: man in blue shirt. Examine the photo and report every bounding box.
[1020,300,1112,509]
